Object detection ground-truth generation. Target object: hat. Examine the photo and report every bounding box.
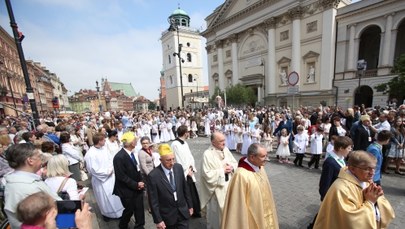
[158,144,173,156]
[360,115,371,122]
[121,132,136,143]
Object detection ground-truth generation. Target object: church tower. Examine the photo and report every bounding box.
[161,7,203,109]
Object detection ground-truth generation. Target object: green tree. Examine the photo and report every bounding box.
[375,54,405,102]
[148,101,156,110]
[226,84,257,106]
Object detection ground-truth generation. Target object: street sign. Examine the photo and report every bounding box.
[287,85,299,94]
[288,71,299,86]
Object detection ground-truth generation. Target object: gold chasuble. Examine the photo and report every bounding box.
[314,167,395,229]
[221,157,279,229]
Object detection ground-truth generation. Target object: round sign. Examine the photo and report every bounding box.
[288,71,299,86]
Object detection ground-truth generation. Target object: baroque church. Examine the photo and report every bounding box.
[203,0,405,108]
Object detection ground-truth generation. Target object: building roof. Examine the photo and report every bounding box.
[172,7,189,17]
[108,82,138,97]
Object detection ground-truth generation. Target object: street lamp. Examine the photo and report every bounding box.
[356,59,367,106]
[168,18,185,108]
[95,80,102,113]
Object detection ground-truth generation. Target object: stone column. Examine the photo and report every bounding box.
[229,34,239,86]
[289,7,302,75]
[319,2,338,90]
[264,18,276,95]
[216,40,225,90]
[382,13,394,66]
[347,24,356,70]
[206,45,214,95]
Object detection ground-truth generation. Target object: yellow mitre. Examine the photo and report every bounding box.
[158,144,173,156]
[120,132,136,143]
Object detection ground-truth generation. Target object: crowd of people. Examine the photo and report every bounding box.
[0,102,403,228]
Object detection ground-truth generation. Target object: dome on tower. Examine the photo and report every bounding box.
[171,8,189,17]
[168,7,190,28]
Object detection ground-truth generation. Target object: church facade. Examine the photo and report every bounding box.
[203,0,350,108]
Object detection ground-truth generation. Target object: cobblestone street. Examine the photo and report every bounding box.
[91,137,405,229]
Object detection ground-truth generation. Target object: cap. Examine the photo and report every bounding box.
[158,144,173,156]
[121,132,136,143]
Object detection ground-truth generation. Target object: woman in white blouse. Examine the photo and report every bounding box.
[105,130,120,157]
[45,154,80,200]
[60,132,83,181]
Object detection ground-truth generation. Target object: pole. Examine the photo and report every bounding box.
[5,0,40,126]
[176,28,184,108]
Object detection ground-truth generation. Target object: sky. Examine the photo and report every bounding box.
[0,0,225,100]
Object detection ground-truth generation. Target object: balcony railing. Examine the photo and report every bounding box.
[356,69,378,78]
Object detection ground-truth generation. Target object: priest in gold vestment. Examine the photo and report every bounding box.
[221,143,279,229]
[314,150,395,229]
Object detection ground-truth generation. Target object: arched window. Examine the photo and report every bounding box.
[187,53,192,62]
[181,19,187,26]
[358,25,381,69]
[188,74,193,83]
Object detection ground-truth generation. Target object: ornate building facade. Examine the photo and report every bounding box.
[203,0,350,107]
[161,8,204,110]
[334,0,405,109]
[0,26,68,117]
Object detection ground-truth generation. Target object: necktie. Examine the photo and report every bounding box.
[169,171,176,191]
[130,153,137,166]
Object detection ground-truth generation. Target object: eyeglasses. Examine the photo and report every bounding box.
[352,165,376,172]
[141,142,149,144]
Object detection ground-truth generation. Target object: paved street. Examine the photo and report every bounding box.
[89,137,405,229]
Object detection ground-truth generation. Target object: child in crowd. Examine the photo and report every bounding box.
[276,128,291,163]
[251,123,262,144]
[262,126,273,154]
[308,127,324,169]
[234,120,243,154]
[325,135,337,159]
[293,125,308,167]
[241,123,251,155]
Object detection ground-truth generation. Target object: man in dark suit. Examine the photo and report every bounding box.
[113,132,145,229]
[147,144,193,229]
[353,115,375,151]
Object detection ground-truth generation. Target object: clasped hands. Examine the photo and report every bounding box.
[224,163,233,174]
[363,182,384,204]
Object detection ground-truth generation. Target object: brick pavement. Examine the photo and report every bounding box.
[88,137,405,229]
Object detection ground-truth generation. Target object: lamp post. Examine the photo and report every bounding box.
[5,0,40,126]
[356,59,367,106]
[95,80,102,113]
[168,18,185,108]
[194,78,199,109]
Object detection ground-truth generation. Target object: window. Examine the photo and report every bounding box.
[187,53,192,62]
[188,74,193,83]
[306,21,317,33]
[170,76,173,85]
[280,30,289,41]
[187,42,191,47]
[213,55,218,62]
[168,55,171,64]
[226,50,231,58]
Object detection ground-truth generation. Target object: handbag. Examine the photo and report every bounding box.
[57,177,70,200]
